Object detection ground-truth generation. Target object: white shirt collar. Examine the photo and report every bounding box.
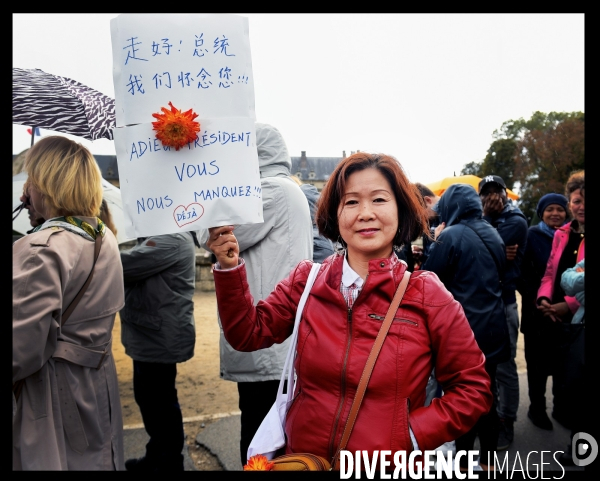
[342,254,364,288]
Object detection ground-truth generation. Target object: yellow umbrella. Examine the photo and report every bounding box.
[426,174,519,200]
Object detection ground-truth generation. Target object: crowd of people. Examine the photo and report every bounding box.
[13,132,585,471]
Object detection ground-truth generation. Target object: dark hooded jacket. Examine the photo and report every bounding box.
[422,184,509,364]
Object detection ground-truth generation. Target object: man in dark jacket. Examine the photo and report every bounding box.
[119,232,197,471]
[422,183,508,470]
[478,175,529,451]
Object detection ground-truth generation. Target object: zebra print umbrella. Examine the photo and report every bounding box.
[12,68,115,142]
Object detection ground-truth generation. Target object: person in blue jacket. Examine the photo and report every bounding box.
[422,183,508,470]
[561,259,584,324]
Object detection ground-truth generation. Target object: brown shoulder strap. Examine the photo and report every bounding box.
[332,269,411,468]
[61,233,102,325]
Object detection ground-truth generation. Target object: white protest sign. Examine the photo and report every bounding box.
[110,14,255,125]
[110,14,261,238]
[113,118,262,238]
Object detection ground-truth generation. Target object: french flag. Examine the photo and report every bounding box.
[27,127,40,136]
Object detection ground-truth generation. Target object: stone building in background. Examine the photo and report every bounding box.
[291,150,353,191]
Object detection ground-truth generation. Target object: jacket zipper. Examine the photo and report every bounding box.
[328,272,372,460]
[328,306,353,459]
[368,314,417,326]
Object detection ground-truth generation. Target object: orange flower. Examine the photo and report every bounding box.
[151,101,200,151]
[243,454,274,471]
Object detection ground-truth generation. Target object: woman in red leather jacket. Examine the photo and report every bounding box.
[207,152,492,468]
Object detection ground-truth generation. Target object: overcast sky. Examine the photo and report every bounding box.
[12,13,584,186]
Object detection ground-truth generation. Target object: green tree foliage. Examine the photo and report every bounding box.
[514,113,584,224]
[461,111,584,222]
[492,111,580,141]
[480,138,518,189]
[461,161,483,177]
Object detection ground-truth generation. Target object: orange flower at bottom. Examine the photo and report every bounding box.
[151,101,200,151]
[244,454,275,471]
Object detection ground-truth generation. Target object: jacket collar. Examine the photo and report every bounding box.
[557,221,572,234]
[342,255,363,288]
[325,251,407,293]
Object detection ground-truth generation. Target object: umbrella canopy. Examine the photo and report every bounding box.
[12,172,134,244]
[12,68,115,142]
[426,174,519,200]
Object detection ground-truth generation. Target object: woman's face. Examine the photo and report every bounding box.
[24,181,48,221]
[542,204,567,229]
[569,189,585,226]
[337,168,398,262]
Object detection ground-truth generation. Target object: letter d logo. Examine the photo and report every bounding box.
[573,432,598,467]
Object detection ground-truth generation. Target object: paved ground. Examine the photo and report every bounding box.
[123,425,199,471]
[195,414,243,471]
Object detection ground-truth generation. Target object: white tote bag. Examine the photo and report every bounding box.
[246,262,321,461]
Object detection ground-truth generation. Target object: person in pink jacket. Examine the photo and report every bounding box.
[536,170,584,466]
[537,172,585,322]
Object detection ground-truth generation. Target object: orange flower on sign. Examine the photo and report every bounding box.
[151,101,200,151]
[243,454,274,471]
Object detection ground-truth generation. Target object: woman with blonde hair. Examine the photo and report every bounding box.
[13,136,125,470]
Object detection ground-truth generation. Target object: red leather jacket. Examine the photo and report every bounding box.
[214,253,492,460]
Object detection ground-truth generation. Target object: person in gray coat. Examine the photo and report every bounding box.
[13,136,125,471]
[119,232,197,471]
[203,123,313,465]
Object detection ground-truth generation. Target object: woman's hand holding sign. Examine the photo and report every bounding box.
[207,225,239,269]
